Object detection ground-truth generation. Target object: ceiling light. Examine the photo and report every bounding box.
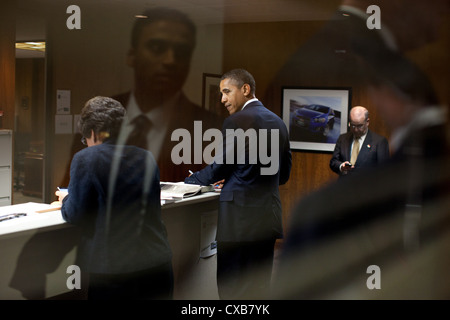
[15,41,46,52]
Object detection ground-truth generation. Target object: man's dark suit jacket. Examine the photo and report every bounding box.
[184,100,292,242]
[113,92,224,183]
[61,141,172,274]
[330,129,390,176]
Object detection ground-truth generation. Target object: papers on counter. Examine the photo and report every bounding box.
[160,182,215,201]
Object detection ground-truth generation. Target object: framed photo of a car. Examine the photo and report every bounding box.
[282,87,351,152]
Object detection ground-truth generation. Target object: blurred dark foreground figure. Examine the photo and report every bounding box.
[272,0,450,299]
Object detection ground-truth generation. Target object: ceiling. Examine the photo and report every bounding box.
[15,0,340,58]
[15,0,340,37]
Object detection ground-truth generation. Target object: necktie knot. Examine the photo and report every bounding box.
[131,114,151,131]
[126,115,152,149]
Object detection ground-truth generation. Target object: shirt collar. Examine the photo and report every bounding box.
[242,97,259,110]
[126,91,180,125]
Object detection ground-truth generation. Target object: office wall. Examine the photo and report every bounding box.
[405,17,450,111]
[0,0,16,131]
[0,1,16,204]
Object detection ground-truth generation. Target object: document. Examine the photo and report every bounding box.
[160,182,215,200]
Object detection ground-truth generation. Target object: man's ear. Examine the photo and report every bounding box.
[242,83,251,97]
[126,48,135,68]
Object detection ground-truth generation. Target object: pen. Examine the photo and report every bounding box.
[0,213,27,222]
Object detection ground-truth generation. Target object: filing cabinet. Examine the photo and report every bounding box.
[0,130,12,206]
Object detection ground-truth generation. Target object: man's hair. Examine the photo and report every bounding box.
[130,7,197,48]
[221,69,256,96]
[78,96,125,142]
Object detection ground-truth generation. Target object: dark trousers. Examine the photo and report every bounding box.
[87,262,173,300]
[217,239,276,300]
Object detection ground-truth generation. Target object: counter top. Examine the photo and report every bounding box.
[0,191,220,238]
[161,190,220,208]
[0,202,67,238]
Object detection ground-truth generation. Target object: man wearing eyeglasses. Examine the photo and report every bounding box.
[330,106,389,177]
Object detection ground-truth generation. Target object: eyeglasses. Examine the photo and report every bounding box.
[81,136,87,145]
[349,121,367,129]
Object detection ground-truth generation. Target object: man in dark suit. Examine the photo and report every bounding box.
[330,106,389,177]
[185,69,292,299]
[113,7,223,183]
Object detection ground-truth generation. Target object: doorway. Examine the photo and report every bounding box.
[14,42,46,204]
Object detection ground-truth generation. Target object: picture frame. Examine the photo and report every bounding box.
[282,87,351,152]
[202,73,227,118]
